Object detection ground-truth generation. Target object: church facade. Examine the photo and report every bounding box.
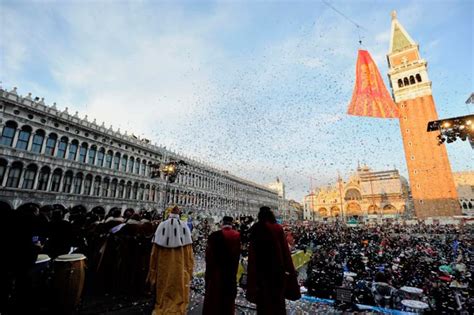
[304,166,410,221]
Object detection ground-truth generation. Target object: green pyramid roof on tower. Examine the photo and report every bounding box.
[389,11,416,53]
[392,25,413,52]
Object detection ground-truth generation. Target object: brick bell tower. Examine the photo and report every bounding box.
[386,11,460,219]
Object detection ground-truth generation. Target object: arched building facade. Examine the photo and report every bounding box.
[304,166,410,221]
[0,87,278,217]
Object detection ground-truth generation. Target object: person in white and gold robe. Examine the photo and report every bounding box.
[147,206,194,315]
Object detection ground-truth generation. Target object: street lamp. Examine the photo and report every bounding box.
[150,160,187,214]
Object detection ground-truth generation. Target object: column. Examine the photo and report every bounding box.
[32,168,40,190]
[46,172,53,192]
[109,182,115,198]
[64,142,71,159]
[27,132,34,151]
[83,147,89,164]
[58,173,65,192]
[93,149,98,166]
[40,136,47,154]
[11,128,20,148]
[75,145,81,162]
[17,167,25,189]
[79,177,85,195]
[53,138,60,158]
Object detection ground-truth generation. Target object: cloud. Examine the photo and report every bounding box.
[1,1,471,202]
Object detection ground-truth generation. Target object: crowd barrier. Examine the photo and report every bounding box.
[301,295,416,315]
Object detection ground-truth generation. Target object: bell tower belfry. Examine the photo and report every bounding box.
[386,11,460,218]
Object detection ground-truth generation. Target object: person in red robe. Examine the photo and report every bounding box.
[246,207,300,315]
[203,216,241,315]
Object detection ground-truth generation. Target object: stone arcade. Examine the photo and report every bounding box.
[0,87,278,216]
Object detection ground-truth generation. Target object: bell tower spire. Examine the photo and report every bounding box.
[389,10,416,54]
[387,12,432,103]
[386,12,460,219]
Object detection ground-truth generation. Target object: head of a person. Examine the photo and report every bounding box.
[375,271,387,283]
[130,213,141,221]
[258,206,276,224]
[123,208,135,219]
[222,216,233,227]
[171,205,180,215]
[51,210,63,222]
[142,211,152,221]
[20,204,40,217]
[110,208,122,218]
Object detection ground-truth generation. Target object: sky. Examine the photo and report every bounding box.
[1,0,473,201]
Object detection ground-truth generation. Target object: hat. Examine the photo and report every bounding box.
[222,216,233,225]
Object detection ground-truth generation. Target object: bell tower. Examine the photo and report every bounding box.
[386,11,460,218]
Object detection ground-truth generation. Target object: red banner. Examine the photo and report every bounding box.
[347,50,399,118]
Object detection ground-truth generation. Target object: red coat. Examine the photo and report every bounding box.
[247,222,299,315]
[203,227,241,315]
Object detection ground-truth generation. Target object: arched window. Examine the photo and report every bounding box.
[138,184,144,200]
[88,145,97,164]
[57,136,68,158]
[93,176,101,196]
[345,188,362,201]
[0,121,17,147]
[83,174,93,195]
[22,164,37,189]
[416,73,422,82]
[63,171,73,193]
[132,183,138,199]
[50,169,63,192]
[135,158,140,174]
[110,179,118,197]
[73,173,83,194]
[121,155,128,172]
[45,133,58,156]
[6,162,22,188]
[151,185,156,202]
[397,79,403,88]
[128,157,135,173]
[15,125,32,150]
[409,75,415,84]
[105,150,113,168]
[37,166,51,191]
[97,148,105,167]
[68,140,79,160]
[79,143,88,163]
[144,184,150,201]
[141,160,147,176]
[403,77,409,86]
[102,178,110,197]
[118,180,125,198]
[114,152,121,170]
[0,159,7,185]
[125,181,132,199]
[147,162,153,177]
[31,130,45,153]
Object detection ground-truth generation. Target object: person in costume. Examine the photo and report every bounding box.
[147,206,194,315]
[203,216,241,315]
[246,206,300,315]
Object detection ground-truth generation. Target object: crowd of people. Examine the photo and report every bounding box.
[1,203,472,314]
[289,221,473,313]
[1,204,160,314]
